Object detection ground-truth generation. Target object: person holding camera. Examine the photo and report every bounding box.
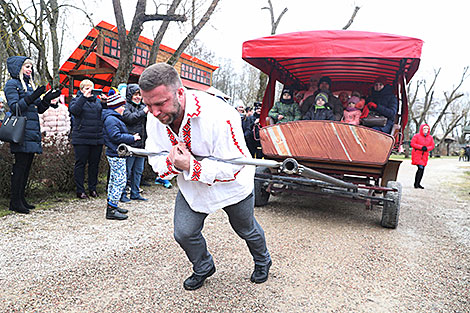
[4,56,60,214]
[69,79,107,199]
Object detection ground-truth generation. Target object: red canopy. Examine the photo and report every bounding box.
[243,30,423,91]
[242,30,423,139]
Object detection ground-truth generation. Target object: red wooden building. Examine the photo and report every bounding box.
[59,21,221,101]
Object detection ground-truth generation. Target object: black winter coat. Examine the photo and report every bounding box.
[314,89,343,121]
[121,84,147,148]
[366,85,398,134]
[69,91,105,145]
[102,109,136,157]
[302,106,335,121]
[4,56,49,154]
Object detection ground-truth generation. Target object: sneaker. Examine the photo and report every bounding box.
[120,194,131,203]
[155,178,173,189]
[183,266,216,291]
[250,260,272,283]
[130,195,148,201]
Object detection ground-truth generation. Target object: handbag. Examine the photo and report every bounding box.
[0,104,27,144]
[360,113,387,127]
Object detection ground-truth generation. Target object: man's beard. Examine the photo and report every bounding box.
[163,96,182,125]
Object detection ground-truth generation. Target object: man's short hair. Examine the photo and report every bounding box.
[139,63,182,92]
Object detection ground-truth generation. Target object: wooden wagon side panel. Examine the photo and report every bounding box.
[259,121,394,166]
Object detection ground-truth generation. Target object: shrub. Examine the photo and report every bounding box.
[30,135,76,192]
[0,143,13,197]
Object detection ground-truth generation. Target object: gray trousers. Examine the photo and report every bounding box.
[174,190,271,276]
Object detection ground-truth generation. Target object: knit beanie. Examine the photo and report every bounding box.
[107,93,126,109]
[315,92,328,104]
[348,96,360,105]
[318,76,332,88]
[280,86,295,104]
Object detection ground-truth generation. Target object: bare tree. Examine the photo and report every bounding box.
[166,0,220,66]
[0,0,92,88]
[111,0,186,86]
[407,66,470,154]
[256,0,288,101]
[148,0,184,66]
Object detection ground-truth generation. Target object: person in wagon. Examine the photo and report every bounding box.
[364,76,398,134]
[313,76,343,121]
[302,92,334,121]
[341,96,362,125]
[297,74,321,114]
[268,86,302,123]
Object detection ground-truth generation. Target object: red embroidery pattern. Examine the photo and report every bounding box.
[182,119,192,152]
[166,127,178,146]
[187,95,201,118]
[159,157,180,178]
[214,170,241,183]
[226,120,246,157]
[191,159,201,181]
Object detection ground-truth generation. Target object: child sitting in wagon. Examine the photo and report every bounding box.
[341,96,362,125]
[302,92,335,121]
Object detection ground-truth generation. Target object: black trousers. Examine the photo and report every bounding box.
[414,165,425,187]
[73,144,103,194]
[11,152,34,205]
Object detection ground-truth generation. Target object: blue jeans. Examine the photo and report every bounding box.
[173,190,271,275]
[126,156,145,198]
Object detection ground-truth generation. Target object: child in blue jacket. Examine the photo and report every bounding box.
[102,94,140,220]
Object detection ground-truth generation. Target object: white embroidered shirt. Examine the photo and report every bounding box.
[146,90,255,214]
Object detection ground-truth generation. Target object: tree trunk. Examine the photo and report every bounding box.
[148,0,183,65]
[112,0,186,86]
[257,0,288,100]
[167,0,220,66]
[47,0,60,87]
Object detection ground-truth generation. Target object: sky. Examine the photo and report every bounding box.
[67,0,470,95]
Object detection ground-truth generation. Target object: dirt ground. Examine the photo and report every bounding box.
[0,158,469,312]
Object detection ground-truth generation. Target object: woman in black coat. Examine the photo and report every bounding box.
[120,84,148,201]
[69,79,106,199]
[4,56,60,214]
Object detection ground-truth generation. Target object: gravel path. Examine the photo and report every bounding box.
[0,158,469,312]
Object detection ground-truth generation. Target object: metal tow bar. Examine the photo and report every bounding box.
[117,144,357,191]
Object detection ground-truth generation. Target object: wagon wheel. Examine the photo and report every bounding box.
[380,181,402,229]
[254,166,271,207]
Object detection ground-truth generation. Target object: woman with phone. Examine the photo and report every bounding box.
[69,79,107,199]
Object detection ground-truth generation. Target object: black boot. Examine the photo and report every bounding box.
[106,203,128,220]
[10,166,29,214]
[414,167,424,189]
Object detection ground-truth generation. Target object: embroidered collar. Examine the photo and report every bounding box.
[185,92,201,119]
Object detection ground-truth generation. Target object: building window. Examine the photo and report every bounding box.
[103,36,149,66]
[181,63,211,85]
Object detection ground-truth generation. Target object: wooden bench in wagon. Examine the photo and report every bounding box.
[242,30,423,228]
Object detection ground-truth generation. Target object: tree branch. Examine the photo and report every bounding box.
[343,6,360,30]
[167,0,220,66]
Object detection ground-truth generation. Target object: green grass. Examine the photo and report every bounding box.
[389,154,458,160]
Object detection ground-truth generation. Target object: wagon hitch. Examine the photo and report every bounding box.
[117,144,357,191]
[280,158,357,191]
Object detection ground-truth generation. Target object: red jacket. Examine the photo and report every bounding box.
[411,124,435,166]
